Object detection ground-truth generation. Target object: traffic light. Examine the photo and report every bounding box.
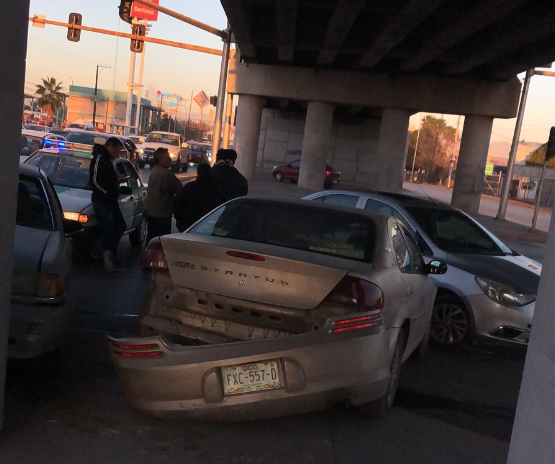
[130,24,146,53]
[546,126,555,161]
[210,95,217,107]
[67,13,82,42]
[119,1,133,24]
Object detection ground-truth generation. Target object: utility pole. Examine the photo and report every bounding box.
[211,22,231,162]
[133,18,148,134]
[497,69,534,220]
[186,90,193,140]
[125,48,136,131]
[92,64,110,129]
[447,115,461,189]
[222,93,234,148]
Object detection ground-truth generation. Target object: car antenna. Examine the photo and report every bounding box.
[414,184,441,205]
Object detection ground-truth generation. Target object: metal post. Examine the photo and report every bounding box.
[1,0,30,432]
[134,42,146,133]
[92,65,99,128]
[222,93,234,148]
[211,24,231,163]
[410,113,422,182]
[497,69,534,220]
[186,90,193,140]
[531,161,547,232]
[447,115,461,189]
[125,48,136,130]
[105,97,110,129]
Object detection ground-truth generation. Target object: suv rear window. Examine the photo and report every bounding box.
[190,199,375,262]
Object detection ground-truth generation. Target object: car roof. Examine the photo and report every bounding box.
[19,163,43,177]
[22,129,50,138]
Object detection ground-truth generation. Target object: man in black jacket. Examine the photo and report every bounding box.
[89,137,126,271]
[211,148,248,202]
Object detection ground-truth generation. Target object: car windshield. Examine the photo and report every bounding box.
[25,152,92,190]
[145,133,179,146]
[66,132,108,145]
[17,174,53,231]
[406,206,512,255]
[190,199,376,263]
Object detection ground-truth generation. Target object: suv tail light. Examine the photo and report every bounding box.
[141,239,168,270]
[37,274,64,298]
[110,341,165,358]
[318,276,384,329]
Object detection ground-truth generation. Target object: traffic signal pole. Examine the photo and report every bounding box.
[0,0,30,433]
[211,24,231,163]
[125,49,136,129]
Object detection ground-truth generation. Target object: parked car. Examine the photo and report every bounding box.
[10,164,82,358]
[109,197,445,420]
[20,129,67,160]
[272,159,341,188]
[128,135,145,145]
[50,128,71,138]
[23,124,51,133]
[303,190,541,347]
[23,148,147,254]
[64,130,140,170]
[140,131,189,172]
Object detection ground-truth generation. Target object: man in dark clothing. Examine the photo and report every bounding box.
[89,137,127,272]
[174,163,224,232]
[211,148,248,202]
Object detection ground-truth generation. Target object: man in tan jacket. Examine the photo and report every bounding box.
[145,148,182,244]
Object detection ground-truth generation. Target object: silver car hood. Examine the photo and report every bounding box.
[55,187,92,214]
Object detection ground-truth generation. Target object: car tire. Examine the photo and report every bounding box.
[430,295,471,347]
[357,329,406,418]
[274,171,283,182]
[172,159,181,173]
[139,161,145,169]
[181,160,189,172]
[129,216,146,248]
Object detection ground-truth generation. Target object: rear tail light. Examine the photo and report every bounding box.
[227,250,266,261]
[110,341,165,358]
[141,239,168,270]
[326,170,331,176]
[37,274,64,298]
[318,276,384,329]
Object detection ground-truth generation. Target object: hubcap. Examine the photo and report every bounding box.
[431,303,469,345]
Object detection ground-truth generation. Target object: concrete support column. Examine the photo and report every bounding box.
[367,108,411,192]
[233,94,264,180]
[298,102,335,191]
[507,209,555,463]
[0,0,30,431]
[451,115,494,214]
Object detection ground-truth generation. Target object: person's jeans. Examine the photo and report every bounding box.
[93,201,127,254]
[146,216,172,244]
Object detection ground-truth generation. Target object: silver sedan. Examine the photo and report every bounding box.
[303,190,541,347]
[109,198,445,420]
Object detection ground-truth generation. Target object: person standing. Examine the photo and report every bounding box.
[174,163,224,232]
[89,137,127,272]
[145,148,182,243]
[211,148,248,202]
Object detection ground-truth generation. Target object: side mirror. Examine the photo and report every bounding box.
[119,186,133,195]
[426,260,448,275]
[62,218,83,237]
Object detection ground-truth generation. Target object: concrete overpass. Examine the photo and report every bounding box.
[221,0,555,214]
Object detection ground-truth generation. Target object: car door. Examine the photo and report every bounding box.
[122,160,147,229]
[389,220,430,352]
[285,160,301,181]
[114,160,135,231]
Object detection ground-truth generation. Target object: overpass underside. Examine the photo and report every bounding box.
[221,0,555,214]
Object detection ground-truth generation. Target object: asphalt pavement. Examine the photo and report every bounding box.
[1,167,541,463]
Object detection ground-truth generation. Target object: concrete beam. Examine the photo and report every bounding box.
[401,0,528,72]
[276,0,298,63]
[0,0,30,432]
[446,6,555,76]
[357,0,448,69]
[225,0,257,59]
[229,61,521,119]
[317,0,366,66]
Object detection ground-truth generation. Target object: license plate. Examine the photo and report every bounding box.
[222,360,281,396]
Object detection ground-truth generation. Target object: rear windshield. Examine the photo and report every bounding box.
[66,132,108,145]
[145,133,179,146]
[25,152,92,190]
[190,199,375,262]
[17,174,53,230]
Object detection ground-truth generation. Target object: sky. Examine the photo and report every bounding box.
[26,0,228,121]
[26,1,555,146]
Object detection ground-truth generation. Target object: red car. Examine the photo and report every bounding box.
[272,159,341,188]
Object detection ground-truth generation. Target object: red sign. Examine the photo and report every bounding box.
[131,0,159,21]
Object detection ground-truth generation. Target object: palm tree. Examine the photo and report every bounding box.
[36,77,64,123]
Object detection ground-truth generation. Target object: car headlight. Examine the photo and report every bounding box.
[138,148,144,154]
[64,211,89,224]
[475,276,535,307]
[169,152,177,159]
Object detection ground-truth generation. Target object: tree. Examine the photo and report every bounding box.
[406,115,457,183]
[35,77,64,123]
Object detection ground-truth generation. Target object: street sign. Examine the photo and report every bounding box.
[194,91,209,109]
[132,0,159,21]
[485,162,494,176]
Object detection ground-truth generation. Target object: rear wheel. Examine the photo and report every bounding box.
[181,159,189,172]
[129,216,146,248]
[274,171,283,182]
[172,159,181,172]
[357,329,405,418]
[430,295,470,347]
